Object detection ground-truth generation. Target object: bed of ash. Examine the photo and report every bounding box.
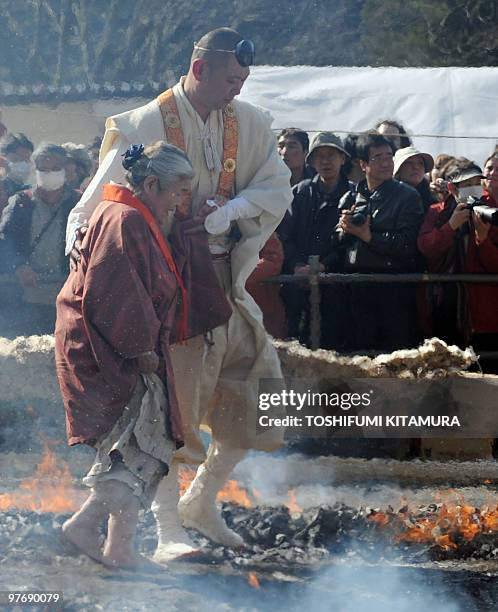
[2,446,498,612]
[1,336,498,611]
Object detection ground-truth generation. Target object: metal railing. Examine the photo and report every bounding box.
[268,255,498,352]
[1,266,497,358]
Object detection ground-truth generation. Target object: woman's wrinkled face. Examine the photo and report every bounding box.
[143,176,192,225]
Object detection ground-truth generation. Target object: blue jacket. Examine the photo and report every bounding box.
[279,175,354,273]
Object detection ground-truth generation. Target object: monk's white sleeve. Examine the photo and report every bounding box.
[64,128,129,254]
[204,197,261,235]
[234,106,292,221]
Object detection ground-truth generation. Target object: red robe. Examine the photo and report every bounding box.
[246,233,287,339]
[55,195,184,446]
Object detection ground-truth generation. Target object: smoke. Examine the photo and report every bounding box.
[288,562,465,612]
[234,451,498,507]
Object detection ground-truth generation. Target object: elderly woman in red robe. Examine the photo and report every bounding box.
[55,142,195,570]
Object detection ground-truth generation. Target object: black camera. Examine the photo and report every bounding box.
[465,196,498,226]
[337,198,369,226]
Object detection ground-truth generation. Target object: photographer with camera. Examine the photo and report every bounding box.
[418,157,498,356]
[335,132,424,352]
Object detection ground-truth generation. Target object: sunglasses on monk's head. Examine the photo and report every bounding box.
[194,39,255,67]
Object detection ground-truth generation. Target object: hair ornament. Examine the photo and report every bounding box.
[122,144,145,170]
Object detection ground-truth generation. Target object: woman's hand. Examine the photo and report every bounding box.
[69,225,88,271]
[135,351,159,373]
[183,201,216,235]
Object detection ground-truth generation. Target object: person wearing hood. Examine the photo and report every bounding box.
[418,158,498,351]
[393,146,438,212]
[0,143,80,334]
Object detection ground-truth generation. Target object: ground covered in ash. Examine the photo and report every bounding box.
[2,501,498,611]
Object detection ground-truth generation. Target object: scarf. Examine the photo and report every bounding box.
[102,183,188,342]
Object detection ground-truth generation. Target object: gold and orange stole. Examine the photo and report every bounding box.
[157,89,238,218]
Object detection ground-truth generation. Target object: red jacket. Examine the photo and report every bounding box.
[417,192,498,334]
[246,233,287,339]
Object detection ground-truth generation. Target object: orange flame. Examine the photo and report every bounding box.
[178,466,197,496]
[0,443,85,513]
[368,491,498,550]
[248,572,260,589]
[217,479,252,508]
[286,489,302,514]
[178,466,253,508]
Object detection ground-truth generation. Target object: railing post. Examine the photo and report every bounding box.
[308,255,321,350]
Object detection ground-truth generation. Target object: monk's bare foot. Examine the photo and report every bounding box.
[102,550,166,572]
[61,517,103,562]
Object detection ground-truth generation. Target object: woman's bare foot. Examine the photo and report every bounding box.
[61,516,103,562]
[60,488,109,562]
[102,492,165,572]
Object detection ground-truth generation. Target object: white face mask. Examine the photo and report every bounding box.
[458,185,483,202]
[9,160,33,183]
[36,169,66,191]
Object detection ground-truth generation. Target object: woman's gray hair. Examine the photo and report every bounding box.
[126,141,194,191]
[32,142,67,165]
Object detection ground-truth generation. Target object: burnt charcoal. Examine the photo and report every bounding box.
[275,534,291,547]
[223,503,294,546]
[248,528,260,540]
[294,508,335,545]
[5,498,498,585]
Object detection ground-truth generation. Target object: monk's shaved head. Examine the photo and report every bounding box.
[191,27,243,67]
[185,26,250,118]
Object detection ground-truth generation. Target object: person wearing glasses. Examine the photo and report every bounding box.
[63,27,292,562]
[335,132,424,352]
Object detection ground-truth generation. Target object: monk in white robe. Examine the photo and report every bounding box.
[65,27,292,562]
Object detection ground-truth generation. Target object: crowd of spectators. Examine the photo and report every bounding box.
[254,123,498,367]
[0,120,497,368]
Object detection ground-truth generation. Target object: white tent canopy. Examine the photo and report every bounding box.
[239,66,498,167]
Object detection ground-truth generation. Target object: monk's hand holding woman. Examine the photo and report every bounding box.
[183,197,221,235]
[135,350,159,373]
